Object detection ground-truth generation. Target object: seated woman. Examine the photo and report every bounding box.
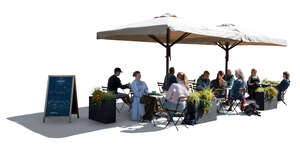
[276,71,290,101]
[196,71,210,91]
[210,71,226,98]
[163,72,189,111]
[228,69,246,111]
[247,68,260,100]
[223,69,234,87]
[131,71,148,121]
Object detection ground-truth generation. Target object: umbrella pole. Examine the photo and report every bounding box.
[166,28,170,89]
[225,43,229,75]
[148,31,191,89]
[216,41,242,78]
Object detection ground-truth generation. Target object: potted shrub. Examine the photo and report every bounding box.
[89,88,116,123]
[255,87,278,110]
[187,89,217,124]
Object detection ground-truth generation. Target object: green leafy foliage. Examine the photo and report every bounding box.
[256,86,278,101]
[188,89,214,114]
[91,88,115,106]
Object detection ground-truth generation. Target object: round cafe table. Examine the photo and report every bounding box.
[147,92,166,112]
[260,83,278,88]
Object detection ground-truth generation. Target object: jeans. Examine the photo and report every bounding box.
[115,93,128,99]
[163,100,186,111]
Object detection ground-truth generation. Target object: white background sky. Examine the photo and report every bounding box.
[0,0,299,145]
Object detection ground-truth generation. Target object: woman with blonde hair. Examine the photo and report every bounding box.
[163,72,189,111]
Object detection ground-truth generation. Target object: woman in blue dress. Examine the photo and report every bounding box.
[130,71,148,121]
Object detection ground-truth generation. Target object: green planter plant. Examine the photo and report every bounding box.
[187,89,217,124]
[255,87,278,110]
[89,88,116,123]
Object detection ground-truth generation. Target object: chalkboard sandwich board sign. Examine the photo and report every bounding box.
[43,75,79,123]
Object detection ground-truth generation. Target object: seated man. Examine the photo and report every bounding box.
[107,67,130,104]
[162,67,177,91]
[276,71,290,101]
[196,71,210,91]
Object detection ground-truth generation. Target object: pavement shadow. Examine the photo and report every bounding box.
[7,103,167,138]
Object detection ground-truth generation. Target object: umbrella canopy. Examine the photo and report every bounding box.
[97,14,239,45]
[97,13,239,88]
[216,24,287,46]
[213,24,287,75]
[97,14,287,88]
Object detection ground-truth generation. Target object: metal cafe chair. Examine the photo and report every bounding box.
[162,96,188,131]
[188,79,196,92]
[119,89,133,112]
[216,97,227,114]
[151,95,165,127]
[214,88,228,114]
[102,86,131,113]
[230,88,246,114]
[101,86,108,92]
[157,82,164,94]
[279,90,288,106]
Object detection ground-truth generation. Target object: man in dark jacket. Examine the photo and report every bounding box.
[276,71,290,101]
[196,71,210,91]
[108,67,130,104]
[162,67,177,91]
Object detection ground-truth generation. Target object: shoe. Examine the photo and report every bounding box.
[227,107,233,111]
[161,112,171,121]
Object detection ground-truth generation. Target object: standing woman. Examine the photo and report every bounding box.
[131,71,148,121]
[247,68,260,100]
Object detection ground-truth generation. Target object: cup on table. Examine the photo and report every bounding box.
[151,91,156,95]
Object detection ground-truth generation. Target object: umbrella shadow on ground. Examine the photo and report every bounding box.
[7,103,167,138]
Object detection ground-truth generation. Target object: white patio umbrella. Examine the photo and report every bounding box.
[97,13,238,88]
[97,14,287,87]
[214,24,287,75]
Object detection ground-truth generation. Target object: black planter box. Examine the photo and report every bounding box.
[255,92,277,110]
[187,98,217,124]
[89,96,116,123]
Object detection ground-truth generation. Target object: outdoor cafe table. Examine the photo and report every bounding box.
[260,83,278,88]
[147,92,165,108]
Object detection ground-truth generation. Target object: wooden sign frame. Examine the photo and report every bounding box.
[43,75,79,123]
